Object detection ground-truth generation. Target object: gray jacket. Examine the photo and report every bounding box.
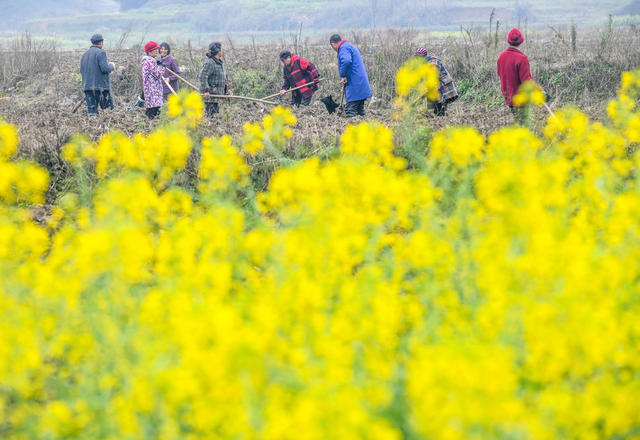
[80,45,114,91]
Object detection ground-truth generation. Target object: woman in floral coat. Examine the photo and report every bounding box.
[141,41,166,119]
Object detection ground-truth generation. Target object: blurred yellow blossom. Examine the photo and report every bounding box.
[429,126,485,166]
[512,80,545,107]
[167,90,204,128]
[1,67,640,440]
[0,120,18,159]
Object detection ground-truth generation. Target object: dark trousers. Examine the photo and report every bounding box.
[433,101,446,116]
[85,90,113,115]
[345,99,366,117]
[291,94,312,107]
[145,107,161,119]
[205,102,220,117]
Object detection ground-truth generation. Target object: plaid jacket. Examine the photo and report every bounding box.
[423,55,458,103]
[199,57,227,102]
[282,55,319,99]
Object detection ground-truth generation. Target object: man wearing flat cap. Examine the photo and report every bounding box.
[199,42,231,117]
[278,50,319,107]
[80,34,115,116]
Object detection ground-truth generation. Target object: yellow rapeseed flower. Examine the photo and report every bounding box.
[429,126,485,166]
[2,68,640,440]
[0,120,18,159]
[512,80,545,107]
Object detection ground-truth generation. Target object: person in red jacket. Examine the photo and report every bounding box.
[497,28,534,109]
[279,50,320,107]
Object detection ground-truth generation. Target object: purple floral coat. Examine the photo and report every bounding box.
[141,55,165,108]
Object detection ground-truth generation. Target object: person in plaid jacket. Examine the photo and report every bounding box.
[199,42,231,116]
[278,50,320,107]
[415,48,458,116]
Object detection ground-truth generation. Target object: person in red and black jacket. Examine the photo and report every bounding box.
[279,50,320,107]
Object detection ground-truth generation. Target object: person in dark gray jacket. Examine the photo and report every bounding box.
[80,34,115,116]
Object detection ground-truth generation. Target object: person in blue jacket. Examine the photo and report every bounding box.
[330,34,372,118]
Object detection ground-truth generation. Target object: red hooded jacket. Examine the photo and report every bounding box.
[497,47,533,106]
[282,54,319,99]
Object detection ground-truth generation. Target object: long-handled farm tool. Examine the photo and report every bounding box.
[203,94,278,105]
[543,102,558,121]
[164,67,277,105]
[162,77,179,96]
[165,67,198,91]
[261,78,325,101]
[71,98,84,114]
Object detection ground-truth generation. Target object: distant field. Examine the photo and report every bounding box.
[1,0,639,48]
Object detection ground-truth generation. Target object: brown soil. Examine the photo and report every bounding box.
[0,86,566,156]
[0,45,608,199]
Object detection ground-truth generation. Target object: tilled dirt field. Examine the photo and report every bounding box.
[0,42,610,164]
[0,87,603,203]
[0,45,607,198]
[0,89,559,157]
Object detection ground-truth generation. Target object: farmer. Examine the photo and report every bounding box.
[141,41,166,119]
[80,34,115,116]
[199,42,231,117]
[159,42,179,102]
[497,28,542,123]
[330,34,372,118]
[278,50,320,107]
[415,48,458,116]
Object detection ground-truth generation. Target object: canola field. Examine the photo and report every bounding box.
[1,62,640,439]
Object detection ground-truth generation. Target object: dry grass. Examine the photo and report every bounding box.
[0,33,58,90]
[1,25,639,198]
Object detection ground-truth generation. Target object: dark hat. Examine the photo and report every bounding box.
[279,50,292,60]
[90,34,103,44]
[508,28,524,45]
[208,42,222,57]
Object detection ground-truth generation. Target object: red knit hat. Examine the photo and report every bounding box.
[144,41,159,53]
[507,28,524,45]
